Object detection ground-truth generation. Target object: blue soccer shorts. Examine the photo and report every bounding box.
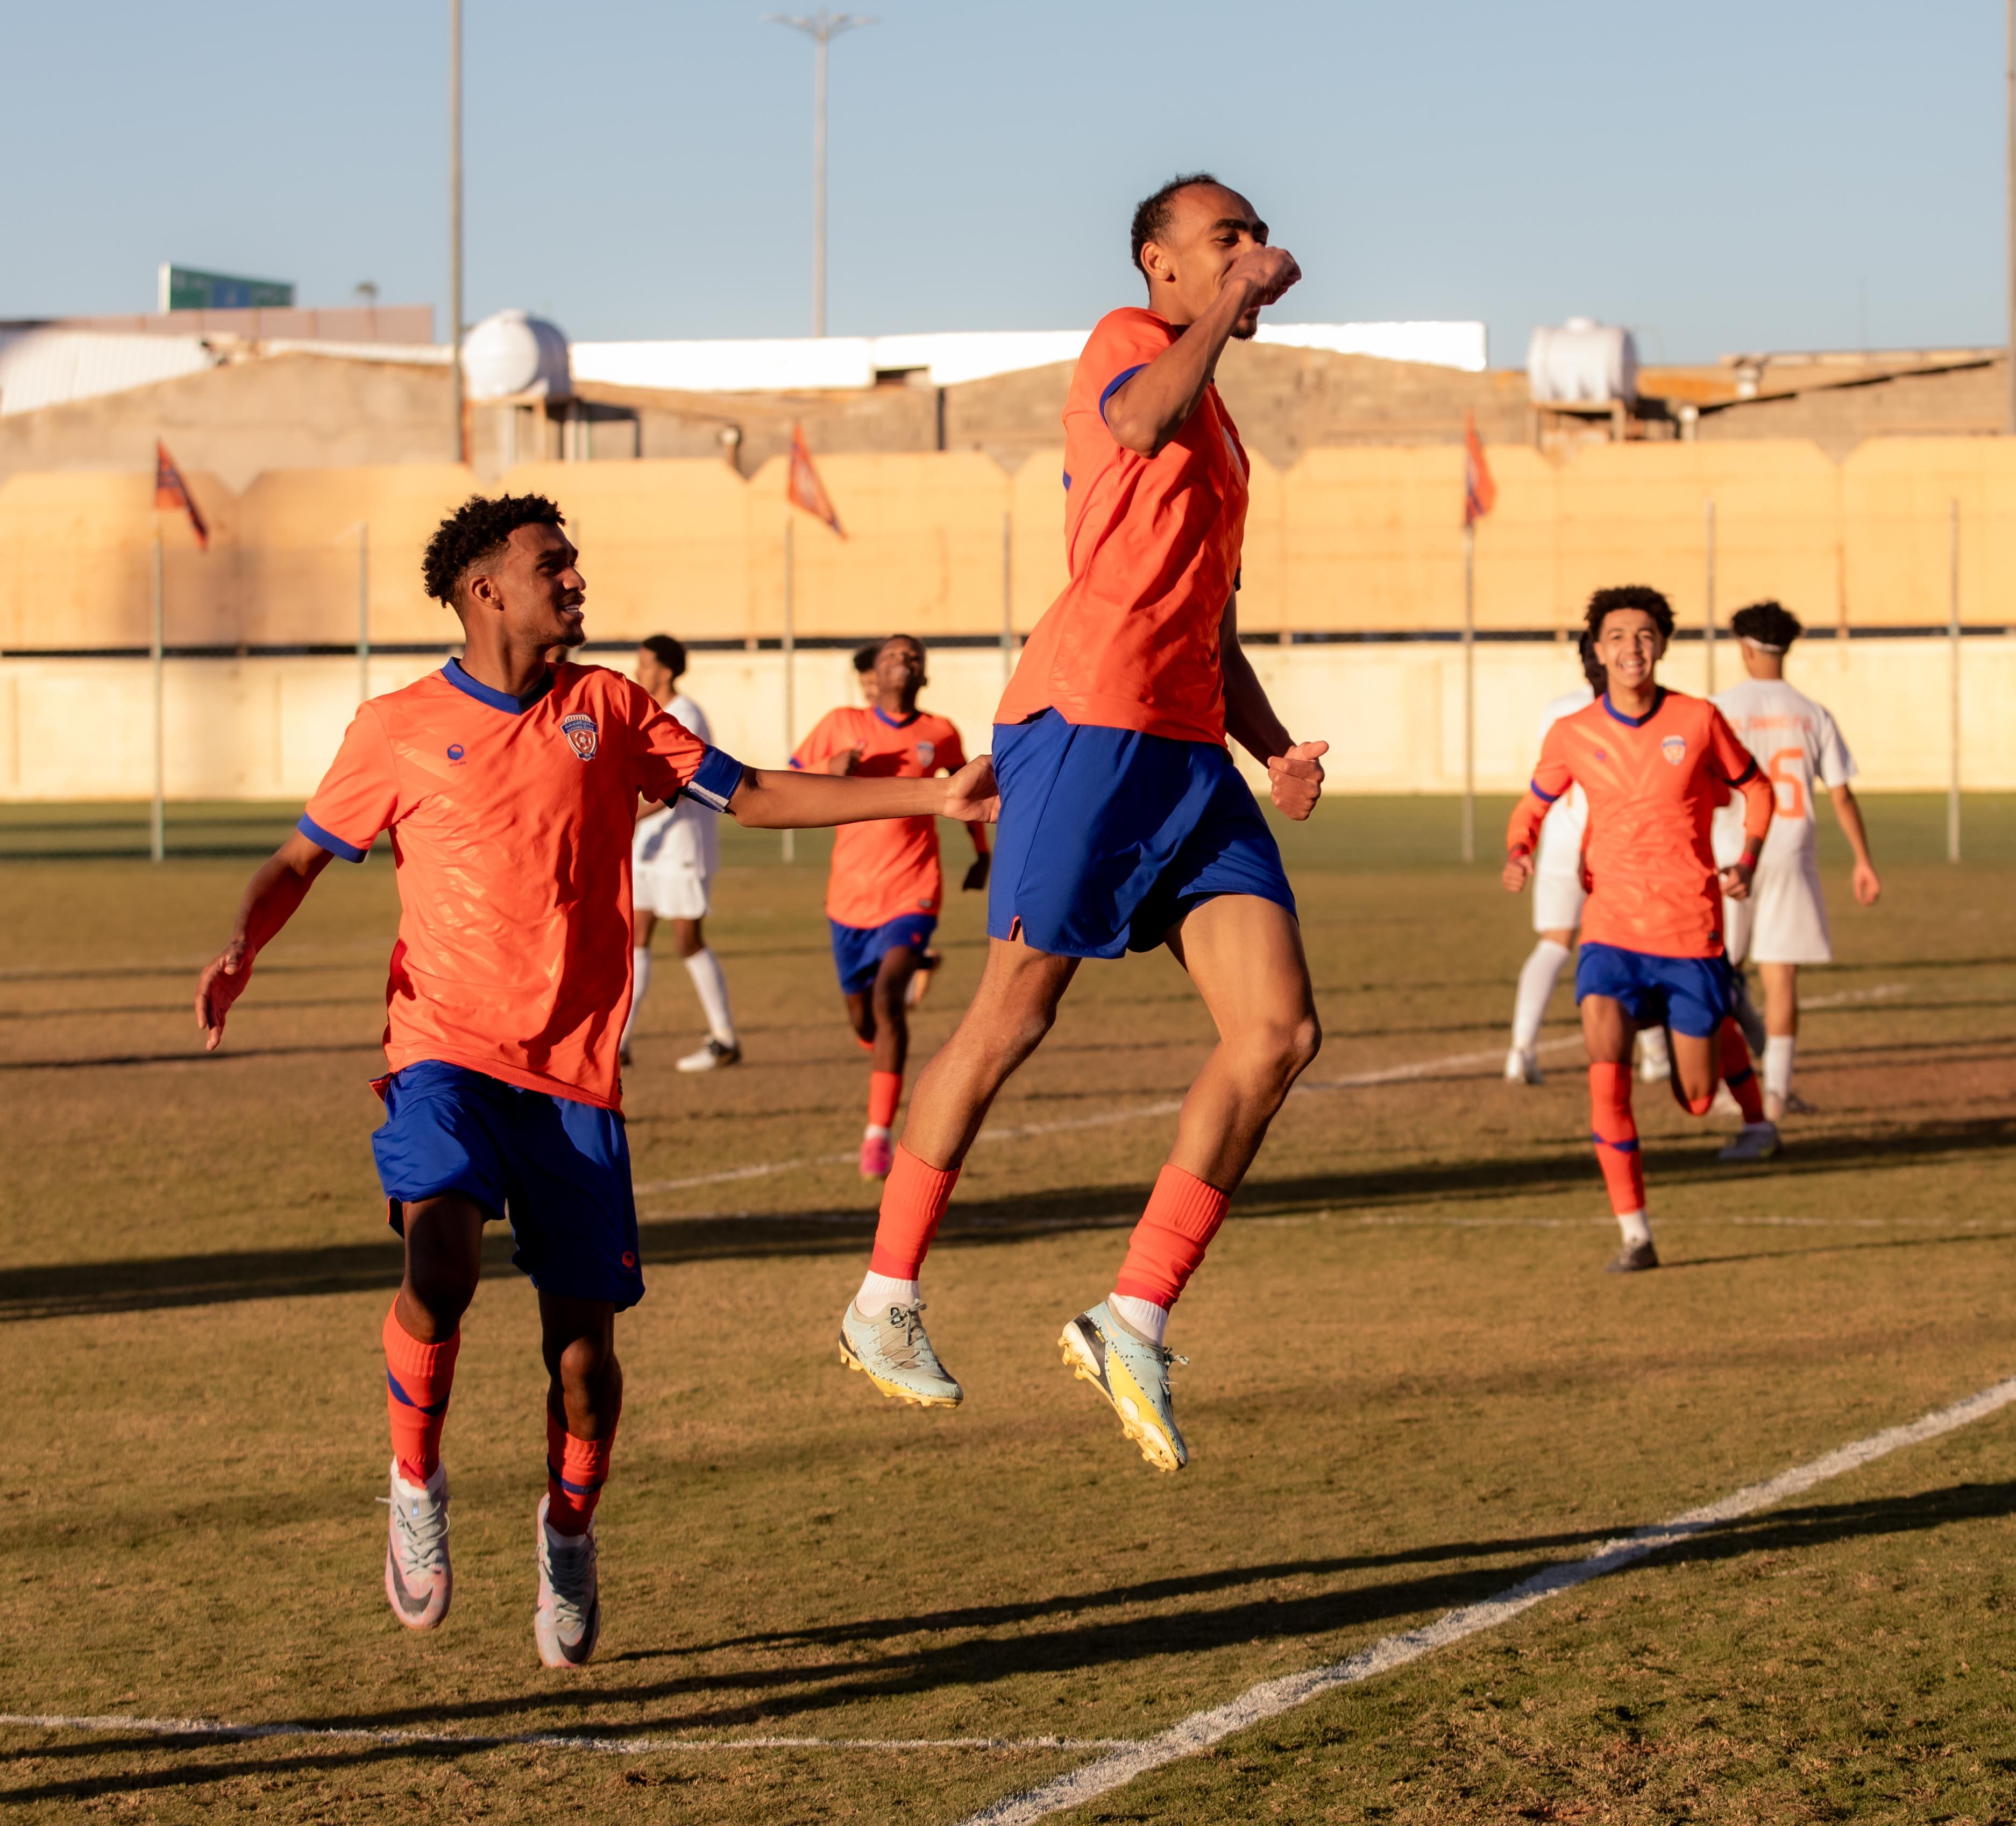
[1575,942,1735,1039]
[985,707,1296,959]
[371,1060,644,1310]
[829,912,937,996]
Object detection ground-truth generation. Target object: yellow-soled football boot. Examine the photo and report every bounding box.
[839,1298,963,1407]
[1059,1301,1188,1471]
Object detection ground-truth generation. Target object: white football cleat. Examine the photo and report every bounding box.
[676,1037,741,1073]
[1718,1120,1781,1163]
[534,1496,601,1668]
[1636,1027,1672,1084]
[1503,1045,1543,1085]
[383,1460,452,1631]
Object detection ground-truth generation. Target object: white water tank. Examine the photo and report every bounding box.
[462,309,572,401]
[1526,317,1637,406]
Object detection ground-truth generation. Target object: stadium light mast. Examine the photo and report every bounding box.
[765,9,878,337]
[2007,0,2014,431]
[449,0,465,461]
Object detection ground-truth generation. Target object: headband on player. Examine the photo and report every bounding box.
[1739,636,1787,654]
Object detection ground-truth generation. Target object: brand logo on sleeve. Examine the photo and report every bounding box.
[915,739,935,767]
[1661,735,1687,766]
[560,713,599,761]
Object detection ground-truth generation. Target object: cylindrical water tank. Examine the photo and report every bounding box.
[1526,317,1638,406]
[462,309,572,401]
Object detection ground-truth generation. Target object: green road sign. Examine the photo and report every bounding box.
[158,265,296,312]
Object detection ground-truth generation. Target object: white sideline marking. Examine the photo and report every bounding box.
[0,1713,1127,1757]
[633,983,1908,1195]
[958,1370,2016,1825]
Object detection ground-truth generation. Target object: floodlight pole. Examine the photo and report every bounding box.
[1460,522,1475,865]
[781,516,797,864]
[1001,511,1015,685]
[766,10,878,337]
[2007,0,2015,432]
[1949,498,1962,864]
[1703,496,1717,693]
[448,0,465,461]
[151,514,165,865]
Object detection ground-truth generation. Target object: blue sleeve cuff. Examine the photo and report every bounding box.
[684,747,745,813]
[1098,364,1147,422]
[1529,778,1563,805]
[297,814,368,863]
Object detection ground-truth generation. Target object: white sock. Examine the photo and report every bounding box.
[1637,1025,1671,1075]
[1108,1292,1169,1346]
[1511,939,1572,1051]
[864,1121,892,1142]
[620,947,651,1048]
[1764,1035,1795,1102]
[684,947,737,1045]
[856,1269,919,1313]
[1615,1209,1653,1248]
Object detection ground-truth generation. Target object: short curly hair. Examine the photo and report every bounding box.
[1131,171,1221,276]
[1585,584,1676,641]
[1730,599,1803,650]
[639,634,686,678]
[421,493,564,607]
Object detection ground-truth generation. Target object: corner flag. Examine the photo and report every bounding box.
[154,441,209,550]
[786,423,844,538]
[1462,414,1496,527]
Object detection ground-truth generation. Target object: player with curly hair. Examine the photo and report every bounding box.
[194,493,995,1666]
[1503,586,1778,1273]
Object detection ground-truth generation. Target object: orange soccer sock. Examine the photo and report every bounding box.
[1588,1063,1646,1216]
[1719,1020,1765,1123]
[1113,1165,1231,1310]
[869,1145,960,1278]
[865,1070,903,1134]
[546,1410,617,1537]
[383,1301,460,1487]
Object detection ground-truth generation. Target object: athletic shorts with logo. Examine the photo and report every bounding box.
[829,912,937,995]
[986,707,1294,958]
[633,803,716,921]
[1575,942,1735,1039]
[372,1059,644,1310]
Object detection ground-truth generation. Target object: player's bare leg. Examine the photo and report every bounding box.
[535,1292,620,1667]
[382,1194,484,1631]
[854,945,922,1177]
[1758,960,1806,1117]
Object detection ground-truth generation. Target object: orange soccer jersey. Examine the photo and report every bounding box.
[300,659,743,1110]
[791,705,976,929]
[1506,688,1772,958]
[995,307,1248,745]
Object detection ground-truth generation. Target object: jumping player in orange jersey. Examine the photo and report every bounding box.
[791,634,991,1178]
[1504,585,1779,1275]
[835,174,1326,1473]
[191,494,995,1667]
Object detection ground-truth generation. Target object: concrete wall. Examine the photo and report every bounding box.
[3,635,2006,803]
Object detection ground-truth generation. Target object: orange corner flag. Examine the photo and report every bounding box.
[154,441,209,550]
[1463,414,1496,528]
[786,423,844,539]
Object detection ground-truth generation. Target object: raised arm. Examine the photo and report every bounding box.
[726,754,997,830]
[1102,246,1301,457]
[1221,598,1326,819]
[194,831,334,1050]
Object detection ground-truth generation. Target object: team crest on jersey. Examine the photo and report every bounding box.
[560,713,599,761]
[1661,734,1687,766]
[915,739,935,767]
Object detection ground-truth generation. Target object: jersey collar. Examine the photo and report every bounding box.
[871,704,921,730]
[1600,686,1665,728]
[443,658,555,714]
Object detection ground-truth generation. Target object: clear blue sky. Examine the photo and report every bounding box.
[3,1,2003,364]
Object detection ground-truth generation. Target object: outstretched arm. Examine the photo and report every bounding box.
[1222,598,1326,819]
[1828,783,1882,904]
[726,754,997,830]
[194,831,334,1051]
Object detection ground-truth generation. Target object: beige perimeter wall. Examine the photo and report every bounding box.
[1,636,2007,803]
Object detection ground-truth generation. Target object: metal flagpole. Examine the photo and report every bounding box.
[1460,521,1475,865]
[151,513,165,864]
[448,0,465,461]
[1949,497,1962,864]
[781,516,796,864]
[1001,511,1014,685]
[1703,497,1717,693]
[2007,0,2015,434]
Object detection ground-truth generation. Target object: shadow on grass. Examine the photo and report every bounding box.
[6,1478,2012,1799]
[4,1116,2012,1322]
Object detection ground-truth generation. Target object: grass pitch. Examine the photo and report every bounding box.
[1,795,2013,1822]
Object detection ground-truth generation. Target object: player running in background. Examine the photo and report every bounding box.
[619,635,740,1073]
[838,174,1325,1473]
[1712,600,1881,1118]
[851,640,947,1006]
[1504,585,1777,1273]
[792,634,990,1177]
[193,495,992,1666]
[1504,632,1604,1085]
